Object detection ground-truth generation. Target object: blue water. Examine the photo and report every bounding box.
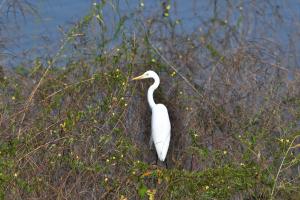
[1,0,300,67]
[2,0,92,65]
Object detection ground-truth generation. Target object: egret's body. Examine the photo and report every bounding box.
[132,71,171,161]
[151,104,170,161]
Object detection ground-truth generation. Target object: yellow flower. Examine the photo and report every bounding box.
[60,122,66,128]
[279,138,284,143]
[147,189,156,200]
[120,195,127,200]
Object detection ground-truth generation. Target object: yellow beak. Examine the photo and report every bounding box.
[132,74,146,81]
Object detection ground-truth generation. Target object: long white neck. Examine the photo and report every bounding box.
[147,74,160,109]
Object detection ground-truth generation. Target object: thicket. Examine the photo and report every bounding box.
[1,1,300,199]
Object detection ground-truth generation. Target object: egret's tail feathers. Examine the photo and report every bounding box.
[155,141,169,162]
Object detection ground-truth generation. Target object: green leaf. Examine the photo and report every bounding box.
[138,184,147,198]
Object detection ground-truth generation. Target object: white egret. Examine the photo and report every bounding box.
[132,70,171,162]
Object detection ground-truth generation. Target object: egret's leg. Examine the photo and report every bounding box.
[149,136,153,149]
[165,156,168,168]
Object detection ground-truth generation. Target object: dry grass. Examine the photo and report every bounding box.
[1,0,300,199]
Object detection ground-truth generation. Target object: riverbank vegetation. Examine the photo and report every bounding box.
[1,1,300,199]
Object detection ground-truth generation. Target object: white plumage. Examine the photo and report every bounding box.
[151,104,171,161]
[132,70,171,161]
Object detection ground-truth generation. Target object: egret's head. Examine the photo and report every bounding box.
[132,70,157,80]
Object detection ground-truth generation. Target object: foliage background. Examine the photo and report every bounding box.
[1,0,300,199]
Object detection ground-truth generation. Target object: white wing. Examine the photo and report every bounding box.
[151,104,171,161]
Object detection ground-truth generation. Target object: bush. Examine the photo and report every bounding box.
[1,1,300,199]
